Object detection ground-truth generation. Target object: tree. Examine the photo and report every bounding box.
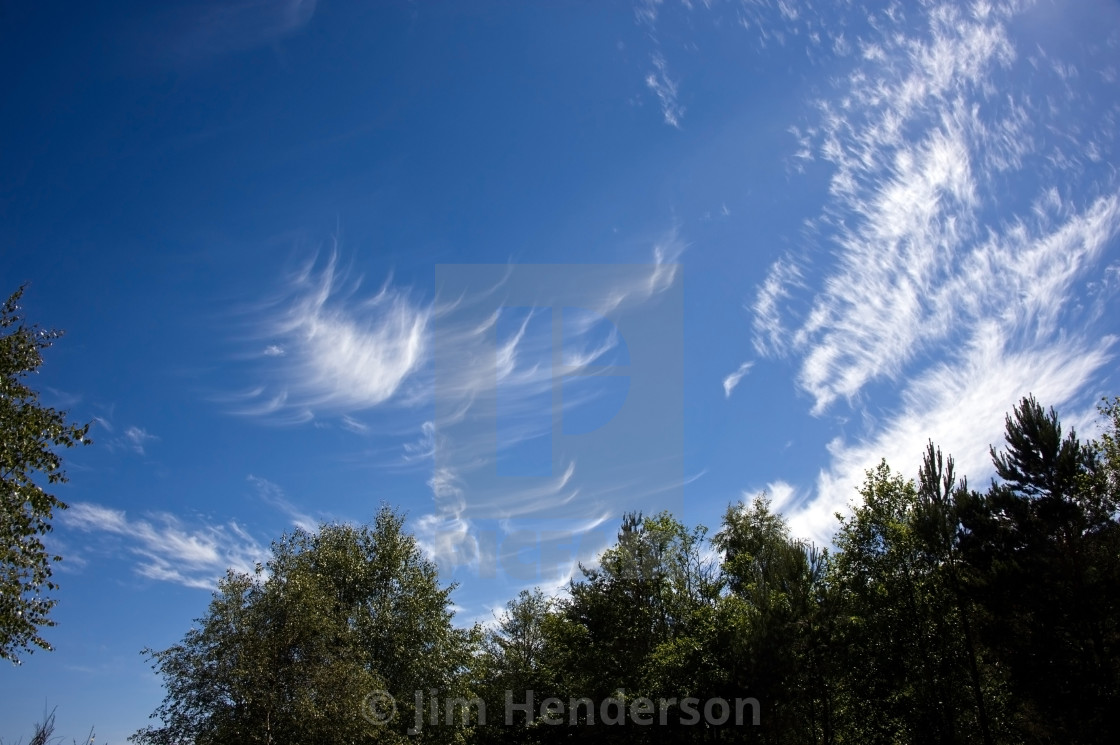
[1,285,90,664]
[958,395,1120,742]
[132,507,481,745]
[989,394,1092,501]
[485,589,553,695]
[831,461,991,744]
[714,495,834,743]
[475,589,558,745]
[543,512,720,743]
[914,443,996,745]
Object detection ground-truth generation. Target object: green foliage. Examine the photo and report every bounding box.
[959,395,1120,743]
[480,512,721,743]
[714,495,833,743]
[989,393,1092,500]
[716,495,818,617]
[131,507,480,745]
[831,461,999,744]
[131,395,1120,745]
[475,590,559,745]
[1093,396,1120,512]
[561,512,718,702]
[0,285,91,664]
[486,589,553,693]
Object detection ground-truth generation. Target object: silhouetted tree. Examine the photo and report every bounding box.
[959,395,1120,743]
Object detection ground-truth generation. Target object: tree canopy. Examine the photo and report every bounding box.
[1,285,90,664]
[132,395,1120,744]
[131,507,480,745]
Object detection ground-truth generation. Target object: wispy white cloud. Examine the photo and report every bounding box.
[236,252,427,419]
[764,480,798,514]
[124,426,158,455]
[722,361,754,398]
[63,503,269,590]
[749,1,1118,407]
[739,0,1120,541]
[787,9,1018,412]
[413,235,685,569]
[739,479,800,515]
[751,254,805,358]
[646,53,684,128]
[415,512,614,599]
[247,475,318,533]
[648,229,685,293]
[634,0,664,28]
[402,420,438,462]
[296,230,680,433]
[340,415,369,434]
[97,420,157,455]
[231,231,683,575]
[787,325,1115,544]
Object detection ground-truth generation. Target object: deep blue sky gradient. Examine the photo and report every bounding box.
[3,1,1120,741]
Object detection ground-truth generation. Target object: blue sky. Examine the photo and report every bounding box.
[3,0,1120,740]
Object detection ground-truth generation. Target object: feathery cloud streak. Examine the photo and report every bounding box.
[63,503,270,590]
[233,252,427,421]
[416,237,686,569]
[723,361,754,398]
[233,236,685,571]
[738,0,1120,540]
[647,53,685,128]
